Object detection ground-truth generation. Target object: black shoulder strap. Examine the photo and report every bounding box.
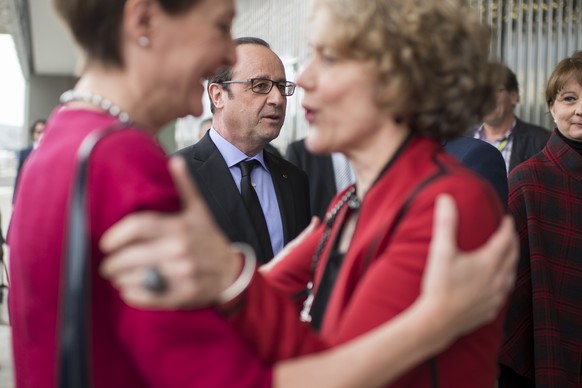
[0,220,6,305]
[362,156,449,388]
[58,122,126,388]
[361,156,448,273]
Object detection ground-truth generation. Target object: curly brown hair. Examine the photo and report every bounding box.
[313,0,496,140]
[53,0,201,68]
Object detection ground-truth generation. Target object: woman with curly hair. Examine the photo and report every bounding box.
[101,0,514,386]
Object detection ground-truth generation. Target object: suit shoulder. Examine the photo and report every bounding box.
[445,136,501,159]
[173,136,216,160]
[465,137,504,160]
[267,152,308,178]
[288,138,306,151]
[515,119,551,138]
[285,139,306,156]
[446,136,492,151]
[173,144,196,158]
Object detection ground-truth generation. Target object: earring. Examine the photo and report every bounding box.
[137,36,150,47]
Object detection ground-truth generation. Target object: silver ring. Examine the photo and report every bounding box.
[143,266,167,294]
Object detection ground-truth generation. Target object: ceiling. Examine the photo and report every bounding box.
[0,0,79,77]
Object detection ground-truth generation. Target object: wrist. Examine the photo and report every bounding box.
[413,295,457,353]
[216,243,257,305]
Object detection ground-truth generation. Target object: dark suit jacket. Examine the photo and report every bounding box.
[264,143,283,159]
[508,118,550,171]
[444,136,508,209]
[286,139,335,220]
[175,133,311,263]
[470,117,550,172]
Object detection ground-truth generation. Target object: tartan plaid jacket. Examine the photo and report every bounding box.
[501,129,582,387]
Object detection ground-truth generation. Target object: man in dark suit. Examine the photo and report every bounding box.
[175,37,310,264]
[14,119,46,203]
[287,136,508,220]
[471,63,549,173]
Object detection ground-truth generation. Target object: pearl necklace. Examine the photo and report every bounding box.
[60,90,132,124]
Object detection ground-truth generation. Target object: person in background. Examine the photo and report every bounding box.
[174,37,310,264]
[499,50,582,387]
[13,119,45,202]
[471,63,550,173]
[100,0,513,386]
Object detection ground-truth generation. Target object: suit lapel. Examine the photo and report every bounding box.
[266,152,295,244]
[509,119,524,171]
[190,136,264,254]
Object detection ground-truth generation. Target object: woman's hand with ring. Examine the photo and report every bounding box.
[99,157,242,309]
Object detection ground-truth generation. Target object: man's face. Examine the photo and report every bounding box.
[219,44,288,153]
[32,122,45,143]
[483,86,519,127]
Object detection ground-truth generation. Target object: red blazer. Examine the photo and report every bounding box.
[228,136,505,387]
[9,108,272,388]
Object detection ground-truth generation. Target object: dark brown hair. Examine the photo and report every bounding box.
[52,0,201,68]
[207,37,271,113]
[29,119,46,137]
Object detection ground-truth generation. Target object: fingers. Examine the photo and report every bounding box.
[430,194,458,258]
[168,156,224,231]
[308,216,321,235]
[104,257,211,309]
[168,156,202,211]
[100,211,166,253]
[425,194,458,274]
[260,216,320,274]
[293,216,320,246]
[100,229,186,278]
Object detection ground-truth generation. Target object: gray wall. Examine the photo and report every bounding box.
[24,74,76,146]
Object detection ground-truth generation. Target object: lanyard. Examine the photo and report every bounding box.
[497,137,509,151]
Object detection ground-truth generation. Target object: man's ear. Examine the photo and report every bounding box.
[510,90,520,106]
[209,83,226,110]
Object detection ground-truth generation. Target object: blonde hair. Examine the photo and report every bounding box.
[313,0,495,140]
